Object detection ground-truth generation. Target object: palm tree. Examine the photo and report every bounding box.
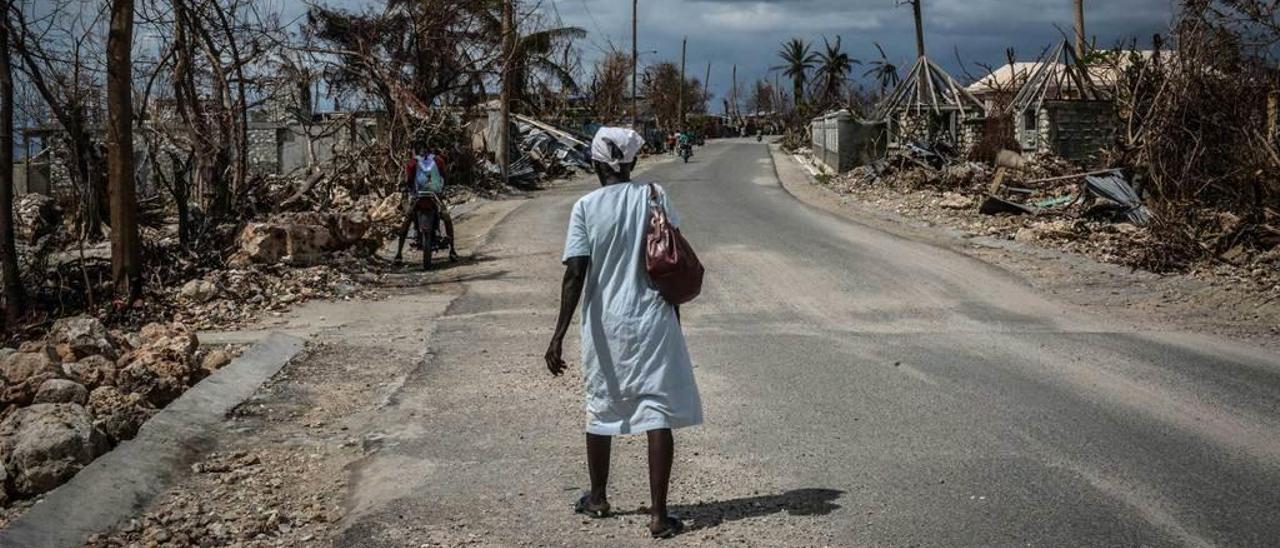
[813,36,858,108]
[772,38,818,111]
[863,42,901,94]
[473,2,587,113]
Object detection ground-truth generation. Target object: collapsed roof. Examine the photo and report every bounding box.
[1009,40,1109,115]
[874,56,986,120]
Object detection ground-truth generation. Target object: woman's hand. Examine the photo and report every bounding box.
[545,337,567,376]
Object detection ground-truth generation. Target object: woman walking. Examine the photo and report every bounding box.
[544,127,703,539]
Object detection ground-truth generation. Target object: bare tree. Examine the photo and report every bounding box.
[642,62,704,131]
[12,0,109,239]
[106,0,140,298]
[0,0,23,324]
[590,51,630,123]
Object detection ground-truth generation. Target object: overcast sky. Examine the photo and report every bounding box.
[315,0,1178,112]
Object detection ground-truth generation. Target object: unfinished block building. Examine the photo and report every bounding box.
[1009,40,1117,163]
[875,56,987,154]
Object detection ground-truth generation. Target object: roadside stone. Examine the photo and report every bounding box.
[33,379,89,405]
[200,350,233,372]
[62,355,118,389]
[16,341,54,358]
[0,351,61,407]
[114,323,200,406]
[48,316,117,360]
[180,279,219,303]
[116,351,198,407]
[138,322,199,355]
[0,403,108,497]
[86,386,156,443]
[0,350,59,385]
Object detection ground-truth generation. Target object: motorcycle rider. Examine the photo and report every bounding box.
[676,129,692,158]
[395,142,459,265]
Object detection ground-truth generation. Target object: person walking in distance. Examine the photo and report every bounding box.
[544,127,703,539]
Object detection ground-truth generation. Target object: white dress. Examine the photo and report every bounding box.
[562,181,703,435]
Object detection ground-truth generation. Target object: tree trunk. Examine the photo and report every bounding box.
[1074,0,1086,59]
[794,77,804,112]
[107,0,141,299]
[498,0,513,182]
[0,2,24,326]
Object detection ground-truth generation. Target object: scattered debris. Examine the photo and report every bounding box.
[1083,173,1153,225]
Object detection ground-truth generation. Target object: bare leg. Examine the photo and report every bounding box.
[647,428,675,532]
[442,212,459,260]
[394,212,414,262]
[586,433,612,507]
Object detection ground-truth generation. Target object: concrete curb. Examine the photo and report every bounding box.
[0,333,306,548]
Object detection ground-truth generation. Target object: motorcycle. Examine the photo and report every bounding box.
[756,133,763,142]
[412,195,451,269]
[679,143,693,163]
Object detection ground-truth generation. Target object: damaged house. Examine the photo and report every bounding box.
[1006,40,1116,162]
[874,56,987,154]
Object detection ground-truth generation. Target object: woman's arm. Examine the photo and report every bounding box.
[545,256,589,376]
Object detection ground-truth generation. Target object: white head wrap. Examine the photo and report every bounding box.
[590,127,645,171]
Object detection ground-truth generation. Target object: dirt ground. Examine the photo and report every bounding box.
[82,194,529,548]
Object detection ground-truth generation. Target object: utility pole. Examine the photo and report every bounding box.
[731,64,738,132]
[678,36,687,128]
[1074,0,1086,58]
[631,0,638,127]
[911,0,925,59]
[498,0,513,181]
[704,63,711,110]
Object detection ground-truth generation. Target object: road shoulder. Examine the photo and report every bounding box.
[767,143,1279,348]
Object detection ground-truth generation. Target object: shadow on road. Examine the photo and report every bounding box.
[611,488,843,534]
[673,488,844,532]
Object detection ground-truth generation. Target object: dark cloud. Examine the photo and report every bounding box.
[318,0,1177,111]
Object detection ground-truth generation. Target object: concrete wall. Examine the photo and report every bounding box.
[811,112,886,173]
[1043,100,1116,163]
[887,108,981,156]
[1017,100,1116,163]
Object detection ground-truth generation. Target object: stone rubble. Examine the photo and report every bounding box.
[0,317,240,508]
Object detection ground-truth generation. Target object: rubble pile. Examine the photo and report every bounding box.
[0,316,235,507]
[170,261,373,330]
[813,146,1280,290]
[488,116,592,185]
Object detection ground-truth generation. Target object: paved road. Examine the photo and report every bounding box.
[338,139,1280,547]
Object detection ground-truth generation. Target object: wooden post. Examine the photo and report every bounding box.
[912,0,925,59]
[498,0,513,181]
[1074,0,1086,58]
[678,36,686,128]
[631,0,638,127]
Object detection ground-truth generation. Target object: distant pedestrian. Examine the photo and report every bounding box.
[544,126,702,539]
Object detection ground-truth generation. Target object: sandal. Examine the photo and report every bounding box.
[649,516,684,539]
[574,493,611,519]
